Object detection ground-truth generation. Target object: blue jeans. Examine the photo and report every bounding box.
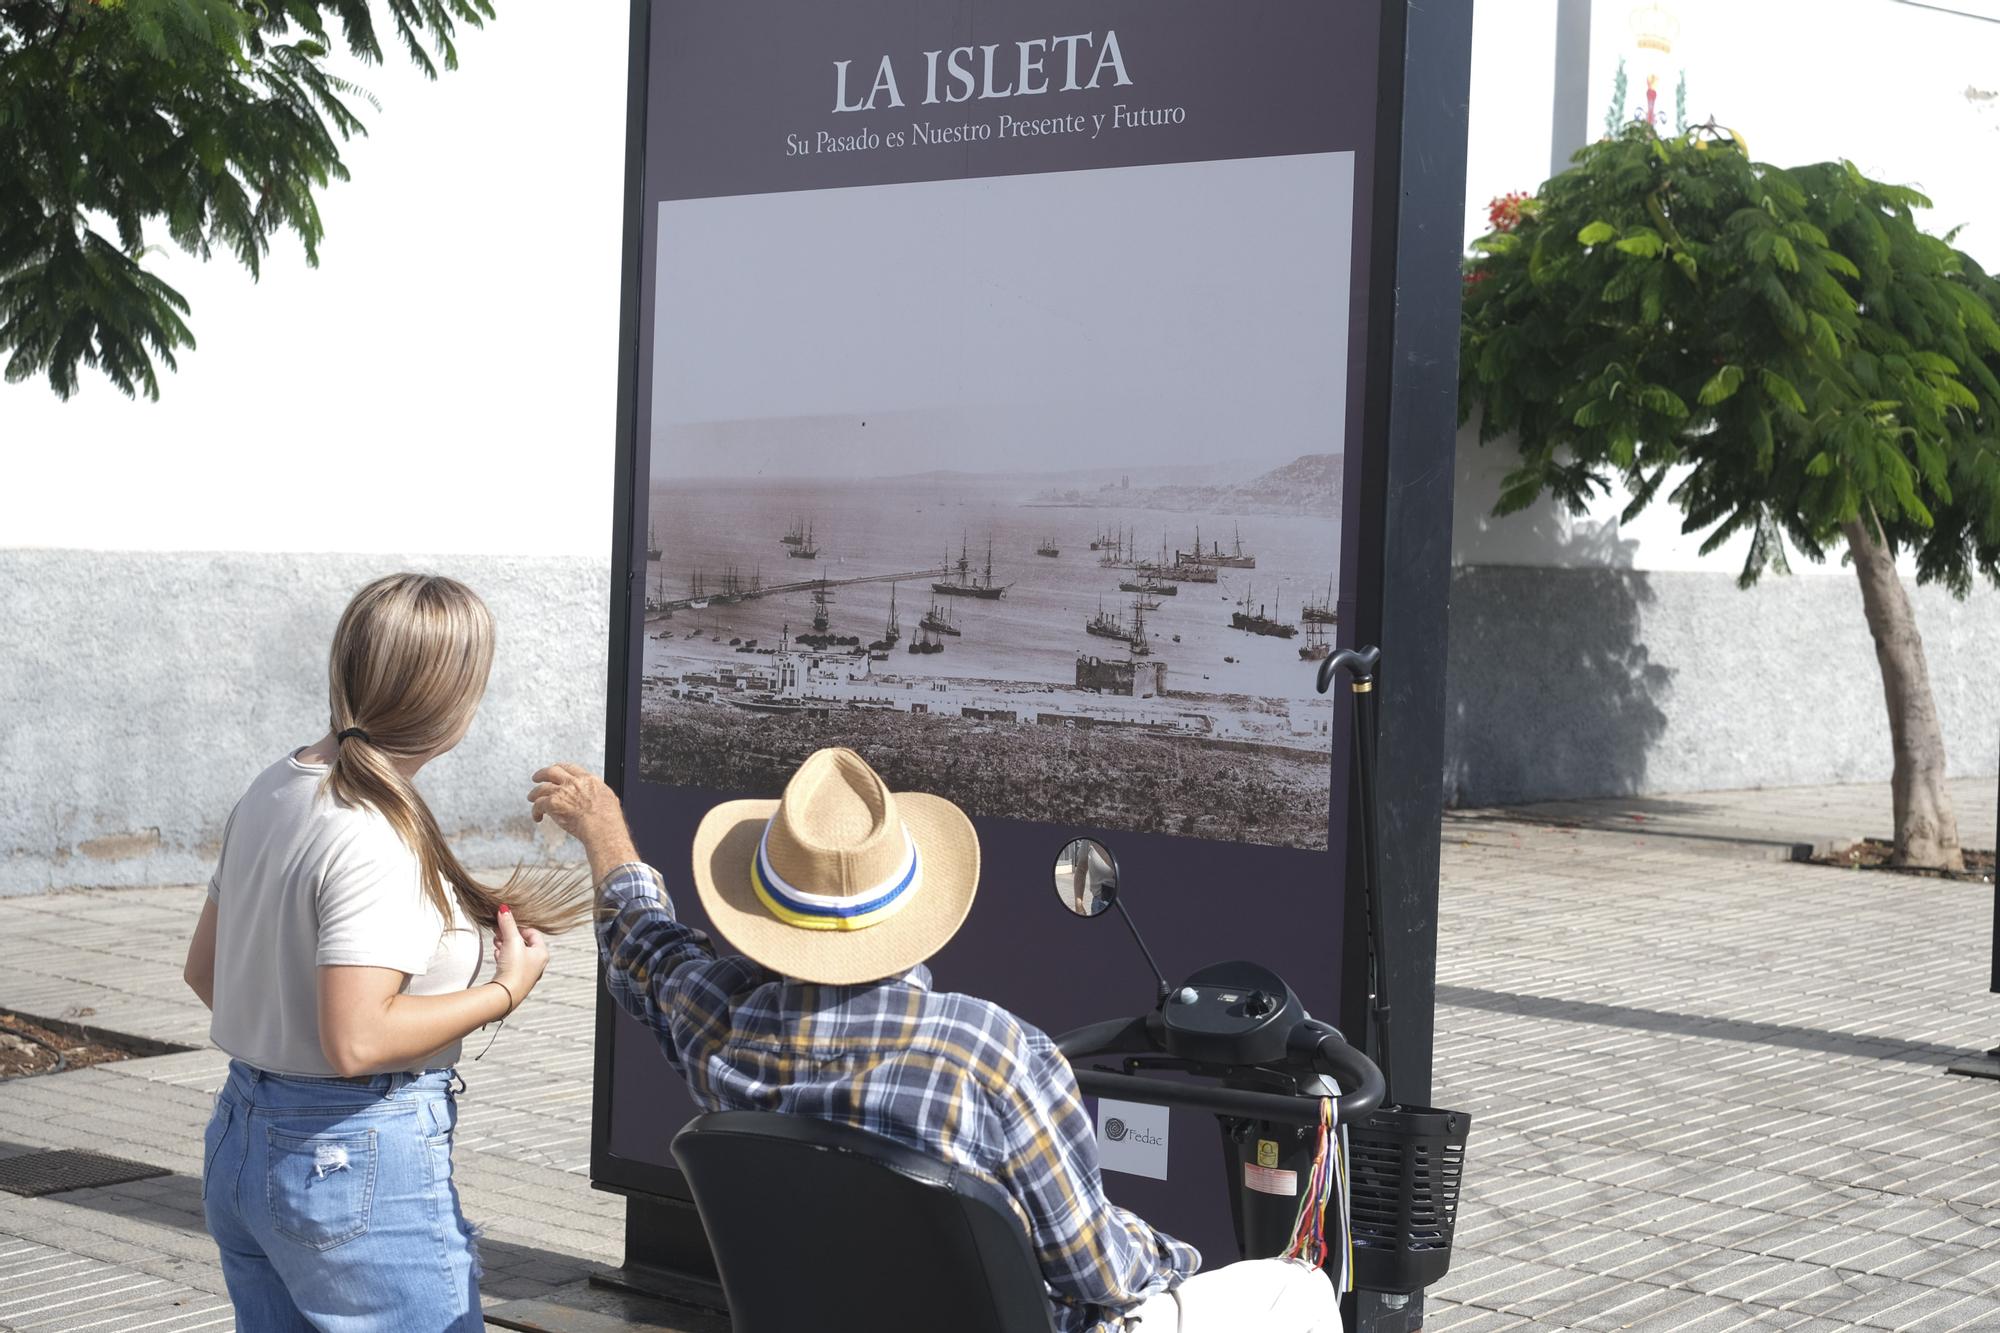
[202,1060,481,1331]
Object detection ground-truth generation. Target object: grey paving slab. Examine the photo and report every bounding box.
[0,1234,234,1331]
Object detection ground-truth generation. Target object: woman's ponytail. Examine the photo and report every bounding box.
[324,575,592,936]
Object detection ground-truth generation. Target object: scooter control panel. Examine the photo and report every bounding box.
[1158,961,1305,1068]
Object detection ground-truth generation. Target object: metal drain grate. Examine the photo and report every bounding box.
[0,1148,171,1197]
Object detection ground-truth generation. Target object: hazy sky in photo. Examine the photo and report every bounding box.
[650,152,1354,480]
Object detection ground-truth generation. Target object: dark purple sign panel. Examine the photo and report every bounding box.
[603,0,1387,1261]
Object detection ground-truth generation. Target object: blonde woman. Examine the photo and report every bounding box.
[181,574,588,1330]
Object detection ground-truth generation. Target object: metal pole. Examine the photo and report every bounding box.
[1950,731,2000,1078]
[1551,0,1594,175]
[1351,676,1395,1103]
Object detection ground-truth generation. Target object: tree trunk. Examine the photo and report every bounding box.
[1842,517,1963,870]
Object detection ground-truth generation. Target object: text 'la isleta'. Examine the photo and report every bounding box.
[834,32,1132,113]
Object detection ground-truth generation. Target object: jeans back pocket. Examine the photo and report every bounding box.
[265,1126,378,1251]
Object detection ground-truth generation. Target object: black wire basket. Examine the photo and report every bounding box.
[1346,1104,1471,1295]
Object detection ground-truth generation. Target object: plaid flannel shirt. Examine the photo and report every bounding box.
[596,861,1201,1332]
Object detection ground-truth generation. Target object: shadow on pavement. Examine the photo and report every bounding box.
[1437,984,1985,1065]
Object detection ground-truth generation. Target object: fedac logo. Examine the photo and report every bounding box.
[1105,1116,1163,1146]
[1097,1098,1170,1179]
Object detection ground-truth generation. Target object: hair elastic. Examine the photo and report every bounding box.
[336,727,372,745]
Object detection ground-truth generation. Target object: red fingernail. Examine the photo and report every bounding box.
[499,904,512,915]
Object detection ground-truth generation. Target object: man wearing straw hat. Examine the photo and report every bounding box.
[528,747,1339,1332]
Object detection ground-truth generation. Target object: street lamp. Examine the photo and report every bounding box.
[1628,3,1681,126]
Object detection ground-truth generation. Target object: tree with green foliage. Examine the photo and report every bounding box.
[2,0,493,400]
[1461,123,2000,870]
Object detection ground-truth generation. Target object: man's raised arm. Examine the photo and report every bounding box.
[526,764,746,1084]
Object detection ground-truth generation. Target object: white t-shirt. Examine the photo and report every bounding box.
[207,752,484,1076]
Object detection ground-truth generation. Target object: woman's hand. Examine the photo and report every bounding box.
[528,764,640,882]
[491,904,550,1010]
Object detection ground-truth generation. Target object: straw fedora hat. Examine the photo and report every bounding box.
[690,748,980,985]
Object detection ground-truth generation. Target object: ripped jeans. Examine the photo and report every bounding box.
[202,1060,481,1331]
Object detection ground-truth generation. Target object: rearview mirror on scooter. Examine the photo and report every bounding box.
[1053,837,1118,918]
[1051,837,1170,1000]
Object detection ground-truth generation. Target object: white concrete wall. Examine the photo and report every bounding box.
[0,552,608,895]
[1450,417,2000,805]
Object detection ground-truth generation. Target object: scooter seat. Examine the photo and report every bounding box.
[672,1110,1060,1333]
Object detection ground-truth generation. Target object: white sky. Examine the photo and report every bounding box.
[1468,0,2000,263]
[650,153,1352,479]
[5,1,1999,555]
[0,5,630,555]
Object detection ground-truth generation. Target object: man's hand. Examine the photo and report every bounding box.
[528,764,641,883]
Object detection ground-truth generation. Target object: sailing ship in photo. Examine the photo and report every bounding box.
[1085,598,1128,641]
[1166,526,1223,584]
[1299,620,1331,662]
[1119,573,1177,597]
[868,583,902,653]
[1206,525,1257,569]
[647,523,663,561]
[919,598,961,636]
[646,557,674,616]
[1097,527,1142,570]
[1127,598,1153,657]
[1302,577,1338,626]
[932,535,1009,599]
[1230,585,1298,639]
[1119,543,1179,598]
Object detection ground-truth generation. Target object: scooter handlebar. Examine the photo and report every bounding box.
[1071,1068,1339,1126]
[1293,1020,1386,1122]
[1056,1016,1386,1126]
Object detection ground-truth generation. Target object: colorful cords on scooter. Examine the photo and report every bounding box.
[1282,1097,1352,1291]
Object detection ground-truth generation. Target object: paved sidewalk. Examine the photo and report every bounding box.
[0,776,1993,1331]
[0,884,619,1332]
[1427,776,2000,1332]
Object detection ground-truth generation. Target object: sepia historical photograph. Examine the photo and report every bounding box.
[638,152,1354,850]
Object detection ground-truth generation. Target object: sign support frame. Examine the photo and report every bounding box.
[586,5,1477,1329]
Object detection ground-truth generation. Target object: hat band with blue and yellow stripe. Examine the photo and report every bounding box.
[751,818,920,932]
